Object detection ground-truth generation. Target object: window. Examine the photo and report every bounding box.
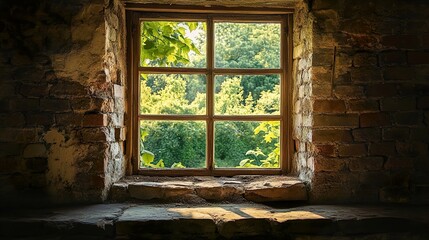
[127,6,292,176]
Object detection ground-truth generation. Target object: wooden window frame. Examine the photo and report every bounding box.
[126,5,293,176]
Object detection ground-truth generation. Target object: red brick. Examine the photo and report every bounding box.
[366,84,397,98]
[349,157,384,171]
[408,52,429,65]
[83,114,108,127]
[379,51,406,66]
[352,128,381,142]
[334,86,365,99]
[396,142,428,157]
[314,114,359,127]
[381,97,416,111]
[338,144,367,157]
[417,96,429,109]
[381,35,420,49]
[384,157,413,170]
[79,128,114,142]
[313,100,346,113]
[313,129,353,142]
[360,113,391,127]
[353,52,378,67]
[55,113,83,126]
[369,142,396,156]
[383,67,415,81]
[348,99,379,112]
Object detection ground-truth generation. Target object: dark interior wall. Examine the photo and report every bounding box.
[0,0,127,205]
[0,0,427,204]
[307,0,429,203]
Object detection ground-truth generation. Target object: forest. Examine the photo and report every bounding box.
[139,20,282,169]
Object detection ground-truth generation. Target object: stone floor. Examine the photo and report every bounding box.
[1,203,429,239]
[110,175,308,203]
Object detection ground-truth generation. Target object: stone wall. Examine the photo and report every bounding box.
[0,0,126,204]
[0,0,428,204]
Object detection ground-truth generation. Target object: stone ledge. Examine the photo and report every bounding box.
[110,175,308,203]
[1,204,428,239]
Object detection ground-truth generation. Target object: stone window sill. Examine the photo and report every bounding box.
[109,175,307,203]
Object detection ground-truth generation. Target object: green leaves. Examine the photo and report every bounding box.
[142,150,155,165]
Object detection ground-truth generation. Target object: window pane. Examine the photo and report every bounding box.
[214,121,280,168]
[140,121,206,169]
[140,21,206,68]
[214,75,280,115]
[215,22,281,69]
[140,74,206,115]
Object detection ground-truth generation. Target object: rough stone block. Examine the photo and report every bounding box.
[313,100,345,113]
[313,129,352,142]
[360,112,391,127]
[83,114,108,127]
[128,182,195,200]
[349,157,384,171]
[314,114,359,127]
[195,182,244,201]
[50,81,87,98]
[79,127,115,142]
[244,180,307,202]
[338,144,367,157]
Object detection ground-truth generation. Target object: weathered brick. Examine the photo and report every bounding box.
[350,68,382,83]
[410,128,429,142]
[313,84,332,98]
[366,84,397,98]
[383,67,415,81]
[79,127,115,142]
[379,51,406,66]
[18,83,50,98]
[352,128,381,142]
[349,157,384,171]
[408,52,429,65]
[83,114,108,127]
[9,99,39,111]
[381,35,420,49]
[55,113,83,126]
[396,142,428,157]
[381,97,416,111]
[353,52,378,67]
[40,99,71,112]
[338,144,367,157]
[417,96,429,109]
[23,144,47,158]
[394,112,422,125]
[0,143,24,157]
[25,113,54,126]
[383,127,409,141]
[369,142,396,156]
[313,48,333,66]
[348,99,379,112]
[334,85,364,99]
[384,157,414,170]
[314,157,347,172]
[313,144,336,157]
[313,129,352,142]
[50,81,87,98]
[0,128,39,143]
[360,112,391,127]
[313,100,345,113]
[314,114,359,127]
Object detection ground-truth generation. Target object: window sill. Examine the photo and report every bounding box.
[109,175,307,203]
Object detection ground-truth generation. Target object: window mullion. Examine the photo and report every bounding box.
[206,17,215,172]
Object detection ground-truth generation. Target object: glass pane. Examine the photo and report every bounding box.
[140,21,206,68]
[214,75,280,115]
[140,121,206,169]
[214,121,280,168]
[140,74,206,115]
[215,22,281,69]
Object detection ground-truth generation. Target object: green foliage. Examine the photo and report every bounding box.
[139,21,281,169]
